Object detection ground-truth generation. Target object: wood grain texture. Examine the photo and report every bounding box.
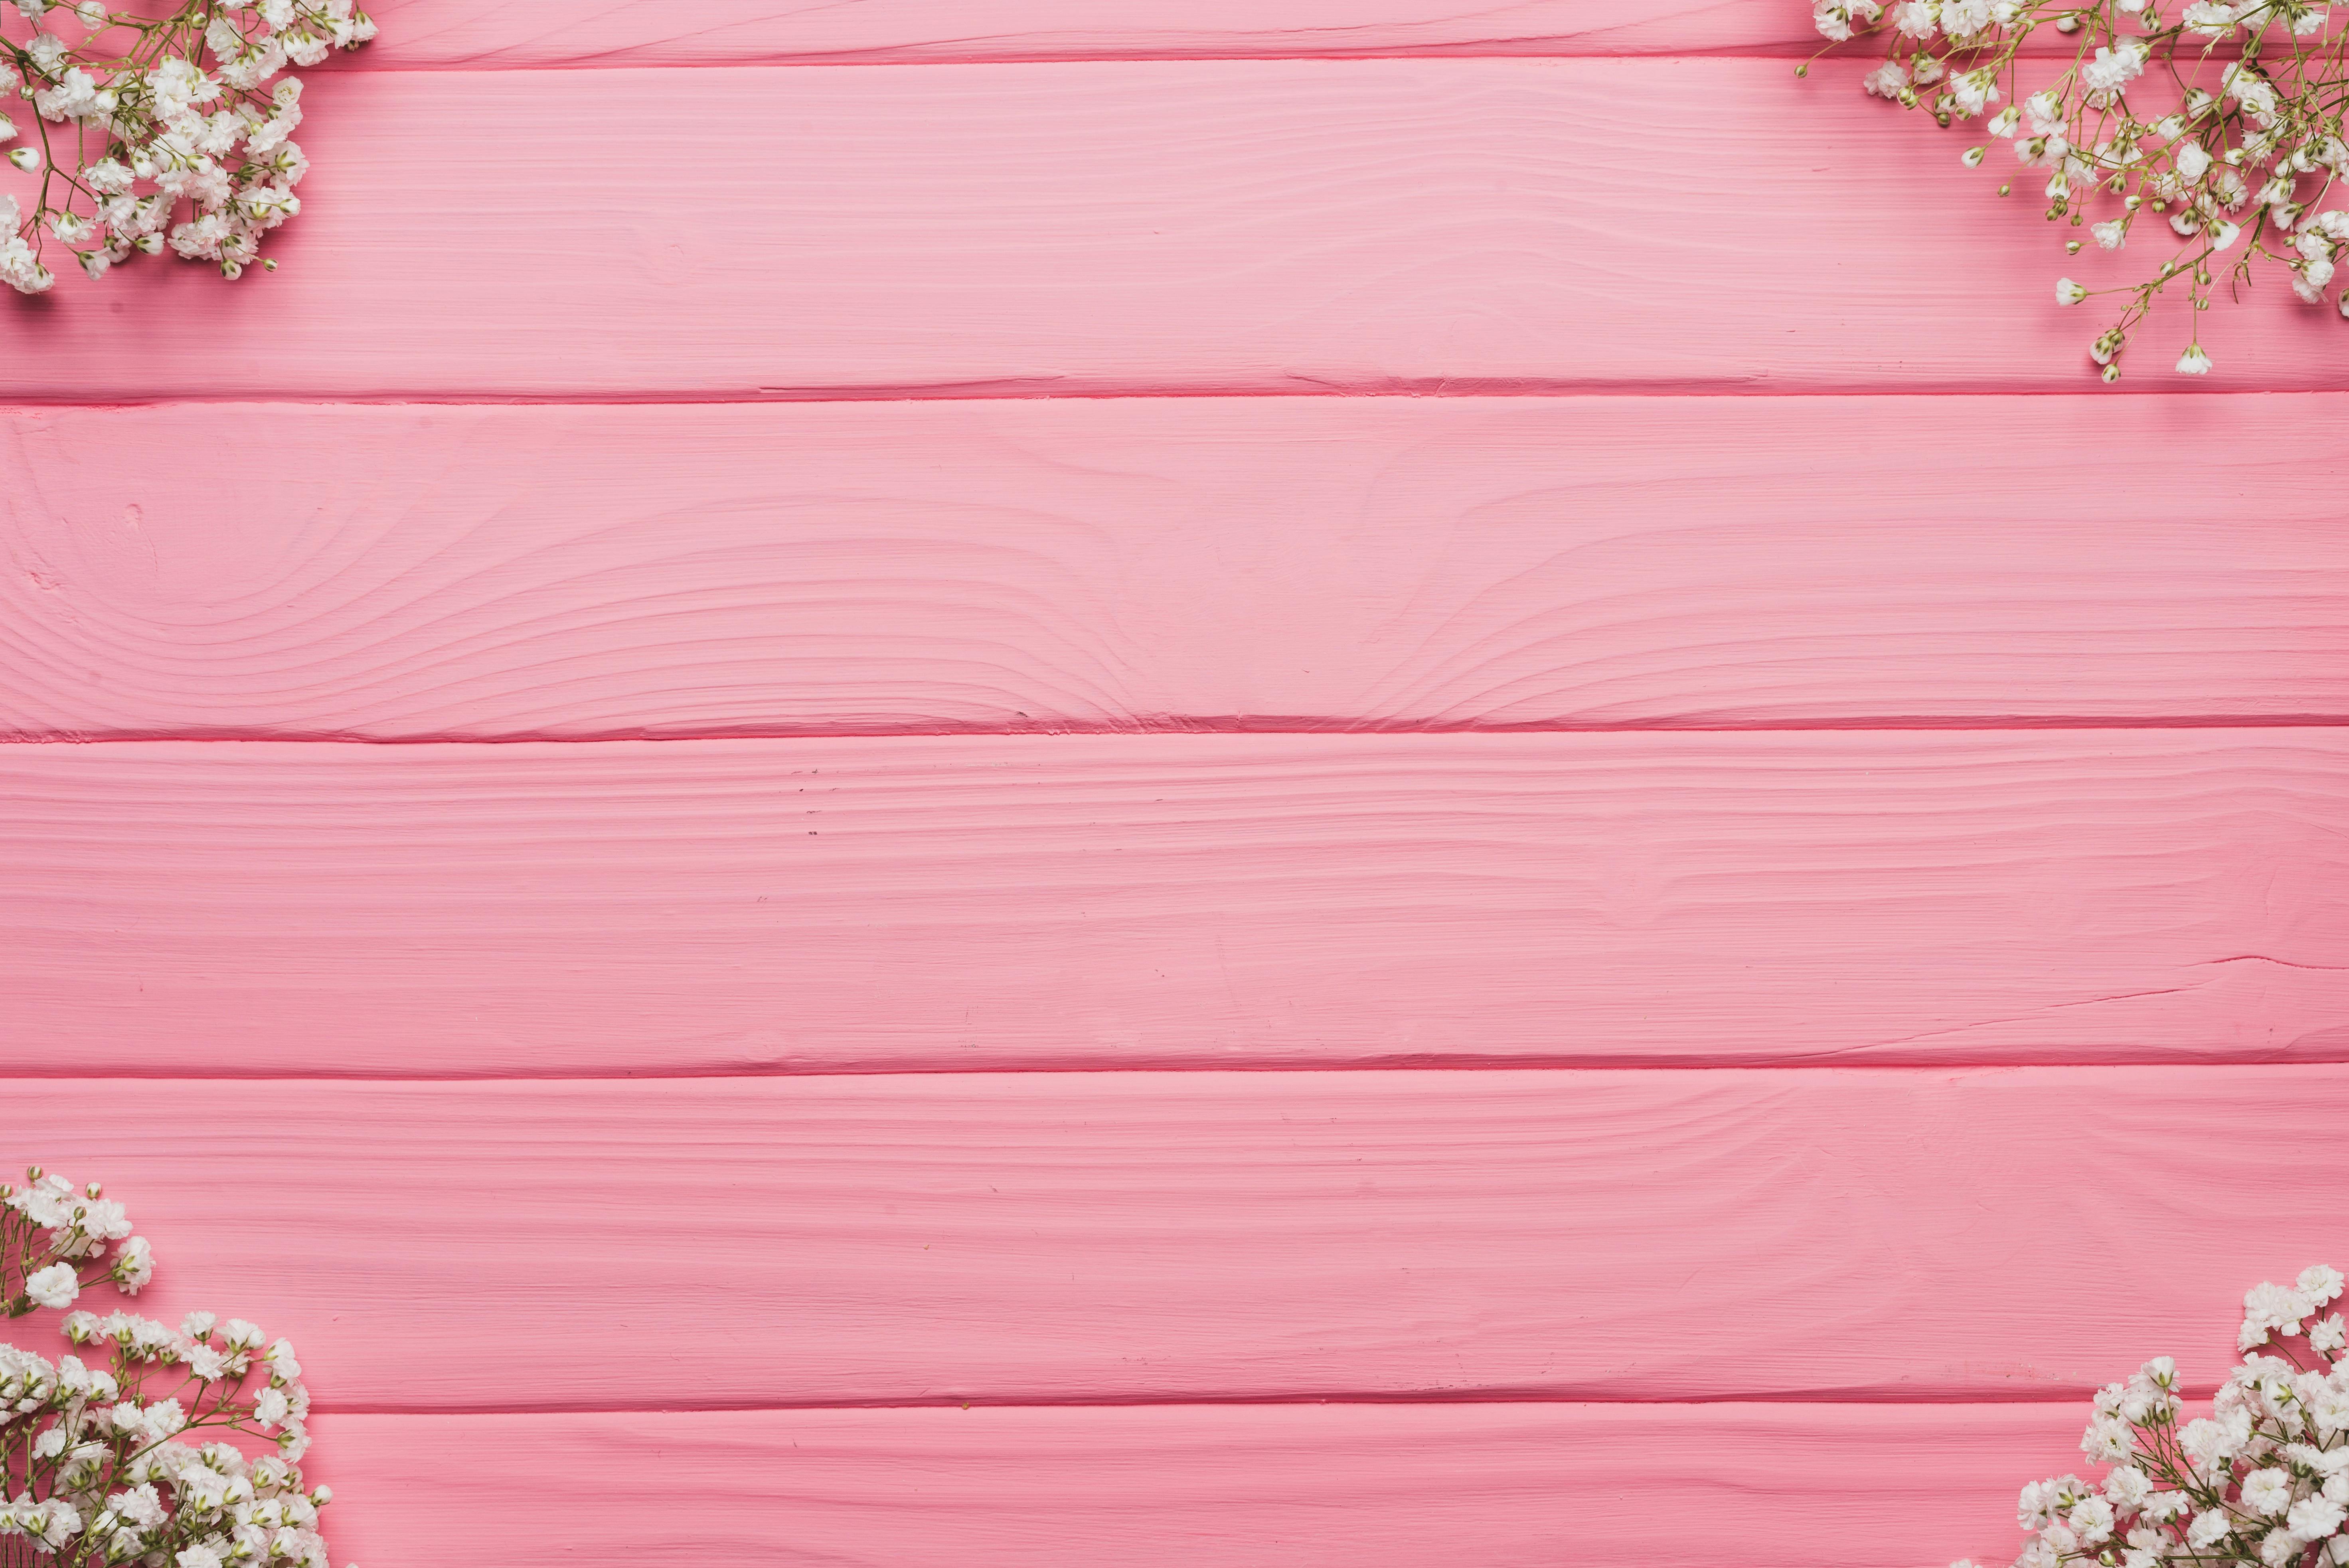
[347,0,1831,66]
[0,59,2331,399]
[3,732,2343,1075]
[6,397,2348,741]
[6,1068,2343,1407]
[302,1403,2085,1566]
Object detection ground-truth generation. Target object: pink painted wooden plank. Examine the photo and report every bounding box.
[2,733,2341,1075]
[302,1403,2088,1567]
[0,60,2331,398]
[4,1068,2340,1407]
[347,0,1828,66]
[5,397,2345,741]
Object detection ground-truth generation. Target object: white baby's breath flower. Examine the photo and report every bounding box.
[2081,41,2146,93]
[1948,70,1997,116]
[0,1163,345,1567]
[2244,1278,2316,1347]
[2189,1509,2236,1548]
[1952,1266,2349,1568]
[2290,1497,2347,1540]
[24,1265,78,1311]
[2071,1497,2119,1545]
[0,0,372,288]
[2104,1466,2153,1512]
[112,1236,152,1293]
[2243,1469,2295,1517]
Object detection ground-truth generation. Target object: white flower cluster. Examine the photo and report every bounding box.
[0,0,374,293]
[1810,0,2348,376]
[1,1166,351,1568]
[1955,1265,2349,1568]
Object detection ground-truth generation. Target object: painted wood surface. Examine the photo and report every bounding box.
[3,732,2342,1076]
[300,1403,2087,1567]
[346,0,1841,64]
[349,0,1831,65]
[314,0,2112,63]
[2,1068,2337,1407]
[6,397,2347,741]
[5,0,2343,1540]
[0,59,2330,400]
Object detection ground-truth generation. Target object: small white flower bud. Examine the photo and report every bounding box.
[6,146,40,171]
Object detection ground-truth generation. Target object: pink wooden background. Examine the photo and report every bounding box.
[3,4,2347,1562]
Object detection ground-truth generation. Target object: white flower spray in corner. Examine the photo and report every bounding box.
[0,0,375,293]
[1806,0,2349,379]
[1951,1264,2349,1568]
[0,1165,352,1568]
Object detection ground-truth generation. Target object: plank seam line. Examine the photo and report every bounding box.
[0,384,2328,407]
[296,1393,2122,1415]
[5,388,2339,411]
[2,1061,2340,1083]
[341,46,1881,72]
[6,719,2349,747]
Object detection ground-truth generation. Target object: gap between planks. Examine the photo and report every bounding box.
[0,383,2322,407]
[340,48,1887,68]
[4,386,2333,407]
[5,718,2349,746]
[304,1395,2103,1414]
[6,1055,2348,1078]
